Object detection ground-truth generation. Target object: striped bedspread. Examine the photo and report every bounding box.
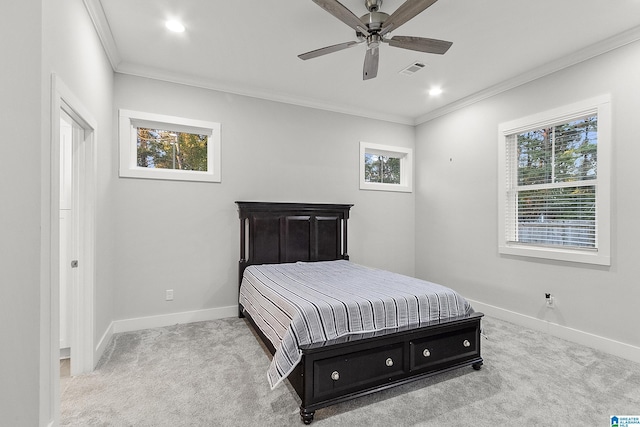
[239,260,474,389]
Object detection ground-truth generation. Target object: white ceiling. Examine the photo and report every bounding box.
[92,0,640,124]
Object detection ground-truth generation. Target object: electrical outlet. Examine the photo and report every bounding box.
[166,289,174,301]
[545,293,554,308]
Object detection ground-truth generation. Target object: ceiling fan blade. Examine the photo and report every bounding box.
[386,36,452,54]
[298,41,361,60]
[312,0,370,36]
[363,47,379,80]
[380,0,439,36]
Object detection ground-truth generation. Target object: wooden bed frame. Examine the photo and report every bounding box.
[236,201,483,424]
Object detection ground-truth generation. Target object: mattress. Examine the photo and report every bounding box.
[239,260,474,389]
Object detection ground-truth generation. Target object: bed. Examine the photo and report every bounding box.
[236,201,483,424]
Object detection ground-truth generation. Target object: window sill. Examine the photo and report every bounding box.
[499,244,610,266]
[119,167,220,183]
[359,182,412,193]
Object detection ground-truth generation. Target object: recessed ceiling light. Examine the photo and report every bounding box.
[165,20,185,33]
[428,87,443,96]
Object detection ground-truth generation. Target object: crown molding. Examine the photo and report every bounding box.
[83,0,121,69]
[81,0,412,125]
[81,1,640,128]
[414,25,640,125]
[115,62,415,125]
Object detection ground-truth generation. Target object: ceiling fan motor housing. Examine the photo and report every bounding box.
[365,0,383,12]
[360,11,389,32]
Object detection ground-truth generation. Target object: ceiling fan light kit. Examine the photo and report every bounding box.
[299,0,452,80]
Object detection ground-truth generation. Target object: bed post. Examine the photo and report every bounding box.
[238,212,247,318]
[343,209,349,260]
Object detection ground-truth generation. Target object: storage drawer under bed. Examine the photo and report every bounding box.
[296,313,484,418]
[409,326,479,372]
[313,343,405,399]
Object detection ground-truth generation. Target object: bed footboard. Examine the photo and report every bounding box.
[243,306,483,424]
[292,312,483,423]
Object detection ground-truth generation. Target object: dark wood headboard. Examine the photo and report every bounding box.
[236,201,353,289]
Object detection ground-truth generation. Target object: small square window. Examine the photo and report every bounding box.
[360,142,412,193]
[119,109,221,182]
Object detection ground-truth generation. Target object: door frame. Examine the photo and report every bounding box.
[48,73,97,419]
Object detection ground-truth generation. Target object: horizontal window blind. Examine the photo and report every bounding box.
[505,114,598,250]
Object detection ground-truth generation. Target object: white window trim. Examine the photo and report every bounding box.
[359,142,413,193]
[119,109,221,182]
[497,95,611,266]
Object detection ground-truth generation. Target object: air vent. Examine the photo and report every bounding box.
[399,62,426,76]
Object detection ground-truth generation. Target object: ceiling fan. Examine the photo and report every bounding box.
[299,0,452,80]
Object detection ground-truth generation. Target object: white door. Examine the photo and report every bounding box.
[59,111,81,362]
[59,113,72,354]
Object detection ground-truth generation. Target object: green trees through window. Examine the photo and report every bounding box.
[137,128,208,171]
[364,153,401,184]
[517,116,597,186]
[513,115,598,248]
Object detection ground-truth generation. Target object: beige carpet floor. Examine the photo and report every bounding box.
[61,316,640,426]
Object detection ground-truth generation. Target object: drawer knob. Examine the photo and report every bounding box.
[331,371,340,381]
[423,349,431,357]
[385,357,394,367]
[463,339,471,348]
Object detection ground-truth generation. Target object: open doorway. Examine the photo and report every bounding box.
[50,74,98,421]
[58,110,80,387]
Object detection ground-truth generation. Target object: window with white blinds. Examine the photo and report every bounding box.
[498,96,611,265]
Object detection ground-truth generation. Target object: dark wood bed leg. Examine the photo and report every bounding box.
[300,408,315,424]
[472,361,483,370]
[238,214,248,320]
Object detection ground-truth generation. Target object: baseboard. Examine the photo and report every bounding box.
[59,347,70,360]
[112,305,238,334]
[93,306,237,367]
[469,299,640,364]
[95,320,114,367]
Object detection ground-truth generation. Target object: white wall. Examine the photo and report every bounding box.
[112,74,416,322]
[33,0,115,424]
[42,0,116,350]
[0,2,43,425]
[415,40,640,352]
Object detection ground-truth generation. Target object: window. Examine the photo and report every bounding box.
[360,142,412,192]
[498,96,611,265]
[119,109,221,182]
